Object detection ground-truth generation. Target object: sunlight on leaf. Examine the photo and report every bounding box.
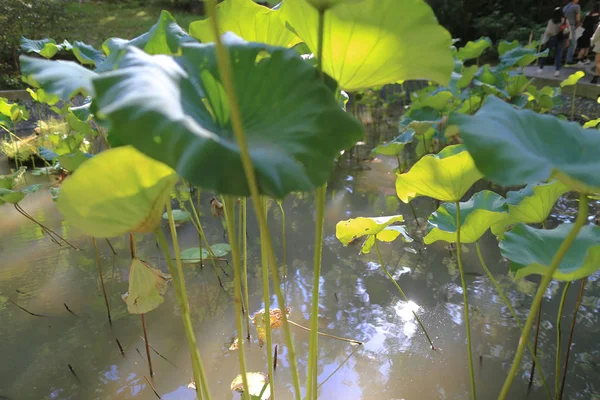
[122,258,171,314]
[500,223,600,281]
[560,71,585,88]
[457,37,492,61]
[231,372,271,400]
[395,145,482,202]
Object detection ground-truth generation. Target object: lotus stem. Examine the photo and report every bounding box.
[306,185,326,400]
[559,278,586,399]
[316,343,361,390]
[555,281,571,398]
[223,196,250,399]
[92,237,112,325]
[570,86,577,121]
[156,202,211,399]
[105,238,117,255]
[498,194,588,400]
[205,1,302,398]
[530,301,542,386]
[373,238,435,349]
[242,198,251,340]
[455,202,476,400]
[277,199,287,286]
[408,202,421,228]
[288,320,362,345]
[141,313,154,378]
[475,241,551,398]
[15,204,79,250]
[260,197,275,398]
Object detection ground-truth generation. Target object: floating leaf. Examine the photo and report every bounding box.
[210,243,231,257]
[395,144,483,202]
[500,223,600,281]
[20,56,97,101]
[231,372,271,400]
[189,0,300,48]
[450,96,600,193]
[93,35,362,198]
[560,71,585,88]
[180,247,209,263]
[424,190,508,244]
[57,146,178,238]
[252,307,290,346]
[280,0,453,90]
[457,37,492,61]
[122,258,171,314]
[162,209,190,223]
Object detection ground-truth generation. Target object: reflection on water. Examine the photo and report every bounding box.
[1,157,600,400]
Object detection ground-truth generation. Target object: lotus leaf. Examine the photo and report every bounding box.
[371,130,415,156]
[20,37,66,59]
[497,46,548,71]
[231,372,271,400]
[122,258,171,314]
[498,40,520,56]
[560,71,585,88]
[162,209,190,223]
[57,146,178,238]
[424,190,508,244]
[71,41,106,66]
[92,35,362,198]
[280,0,453,91]
[500,223,600,281]
[189,0,300,48]
[450,96,600,193]
[395,145,482,202]
[457,37,492,61]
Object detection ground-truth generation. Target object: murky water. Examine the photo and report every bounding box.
[1,154,599,400]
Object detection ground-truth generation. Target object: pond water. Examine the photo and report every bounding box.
[1,154,599,400]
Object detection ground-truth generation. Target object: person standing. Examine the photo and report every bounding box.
[577,2,600,66]
[590,22,600,83]
[563,0,581,66]
[538,7,571,76]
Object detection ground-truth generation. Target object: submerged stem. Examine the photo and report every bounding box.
[455,202,476,400]
[260,197,275,399]
[373,238,435,349]
[92,237,112,325]
[559,278,586,399]
[555,281,571,398]
[288,320,362,345]
[223,196,250,400]
[306,185,326,400]
[204,1,302,397]
[475,242,551,398]
[242,198,251,340]
[530,301,543,386]
[498,194,588,399]
[141,313,154,378]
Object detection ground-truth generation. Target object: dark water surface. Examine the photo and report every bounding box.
[1,154,599,400]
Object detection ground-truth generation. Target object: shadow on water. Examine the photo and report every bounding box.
[1,145,600,400]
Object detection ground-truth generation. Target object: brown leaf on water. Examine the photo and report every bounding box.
[210,197,224,218]
[252,307,291,346]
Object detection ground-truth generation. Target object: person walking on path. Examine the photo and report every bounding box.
[589,22,600,83]
[563,0,581,65]
[539,7,571,76]
[576,2,600,66]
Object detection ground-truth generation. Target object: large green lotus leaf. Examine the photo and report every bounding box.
[123,258,171,314]
[395,144,483,203]
[498,40,520,56]
[57,146,178,238]
[491,180,570,237]
[189,0,300,48]
[72,41,106,66]
[336,215,405,245]
[98,10,196,72]
[411,91,453,111]
[497,46,548,71]
[57,151,92,173]
[181,247,209,263]
[20,56,97,101]
[424,190,508,244]
[560,71,585,88]
[0,184,41,205]
[457,37,492,61]
[93,35,362,198]
[20,37,65,59]
[361,225,413,254]
[27,88,60,106]
[0,167,25,190]
[371,130,414,156]
[450,96,600,193]
[500,223,600,281]
[280,0,453,91]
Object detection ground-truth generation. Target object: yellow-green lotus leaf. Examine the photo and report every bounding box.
[189,0,301,48]
[57,146,178,238]
[336,215,405,245]
[396,145,483,203]
[231,372,271,400]
[361,225,413,254]
[122,258,171,314]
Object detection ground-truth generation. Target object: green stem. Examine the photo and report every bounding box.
[157,202,211,400]
[530,301,543,386]
[373,238,435,349]
[92,237,112,325]
[570,86,577,121]
[555,281,571,398]
[475,242,552,399]
[498,194,588,399]
[288,320,362,345]
[260,197,275,399]
[455,202,476,400]
[242,198,251,339]
[223,196,250,400]
[558,278,586,400]
[205,1,302,397]
[277,199,287,285]
[306,185,326,400]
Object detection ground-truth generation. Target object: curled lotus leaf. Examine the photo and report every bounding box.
[395,144,483,203]
[122,258,171,314]
[252,307,291,346]
[336,215,404,245]
[500,223,600,281]
[57,146,178,238]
